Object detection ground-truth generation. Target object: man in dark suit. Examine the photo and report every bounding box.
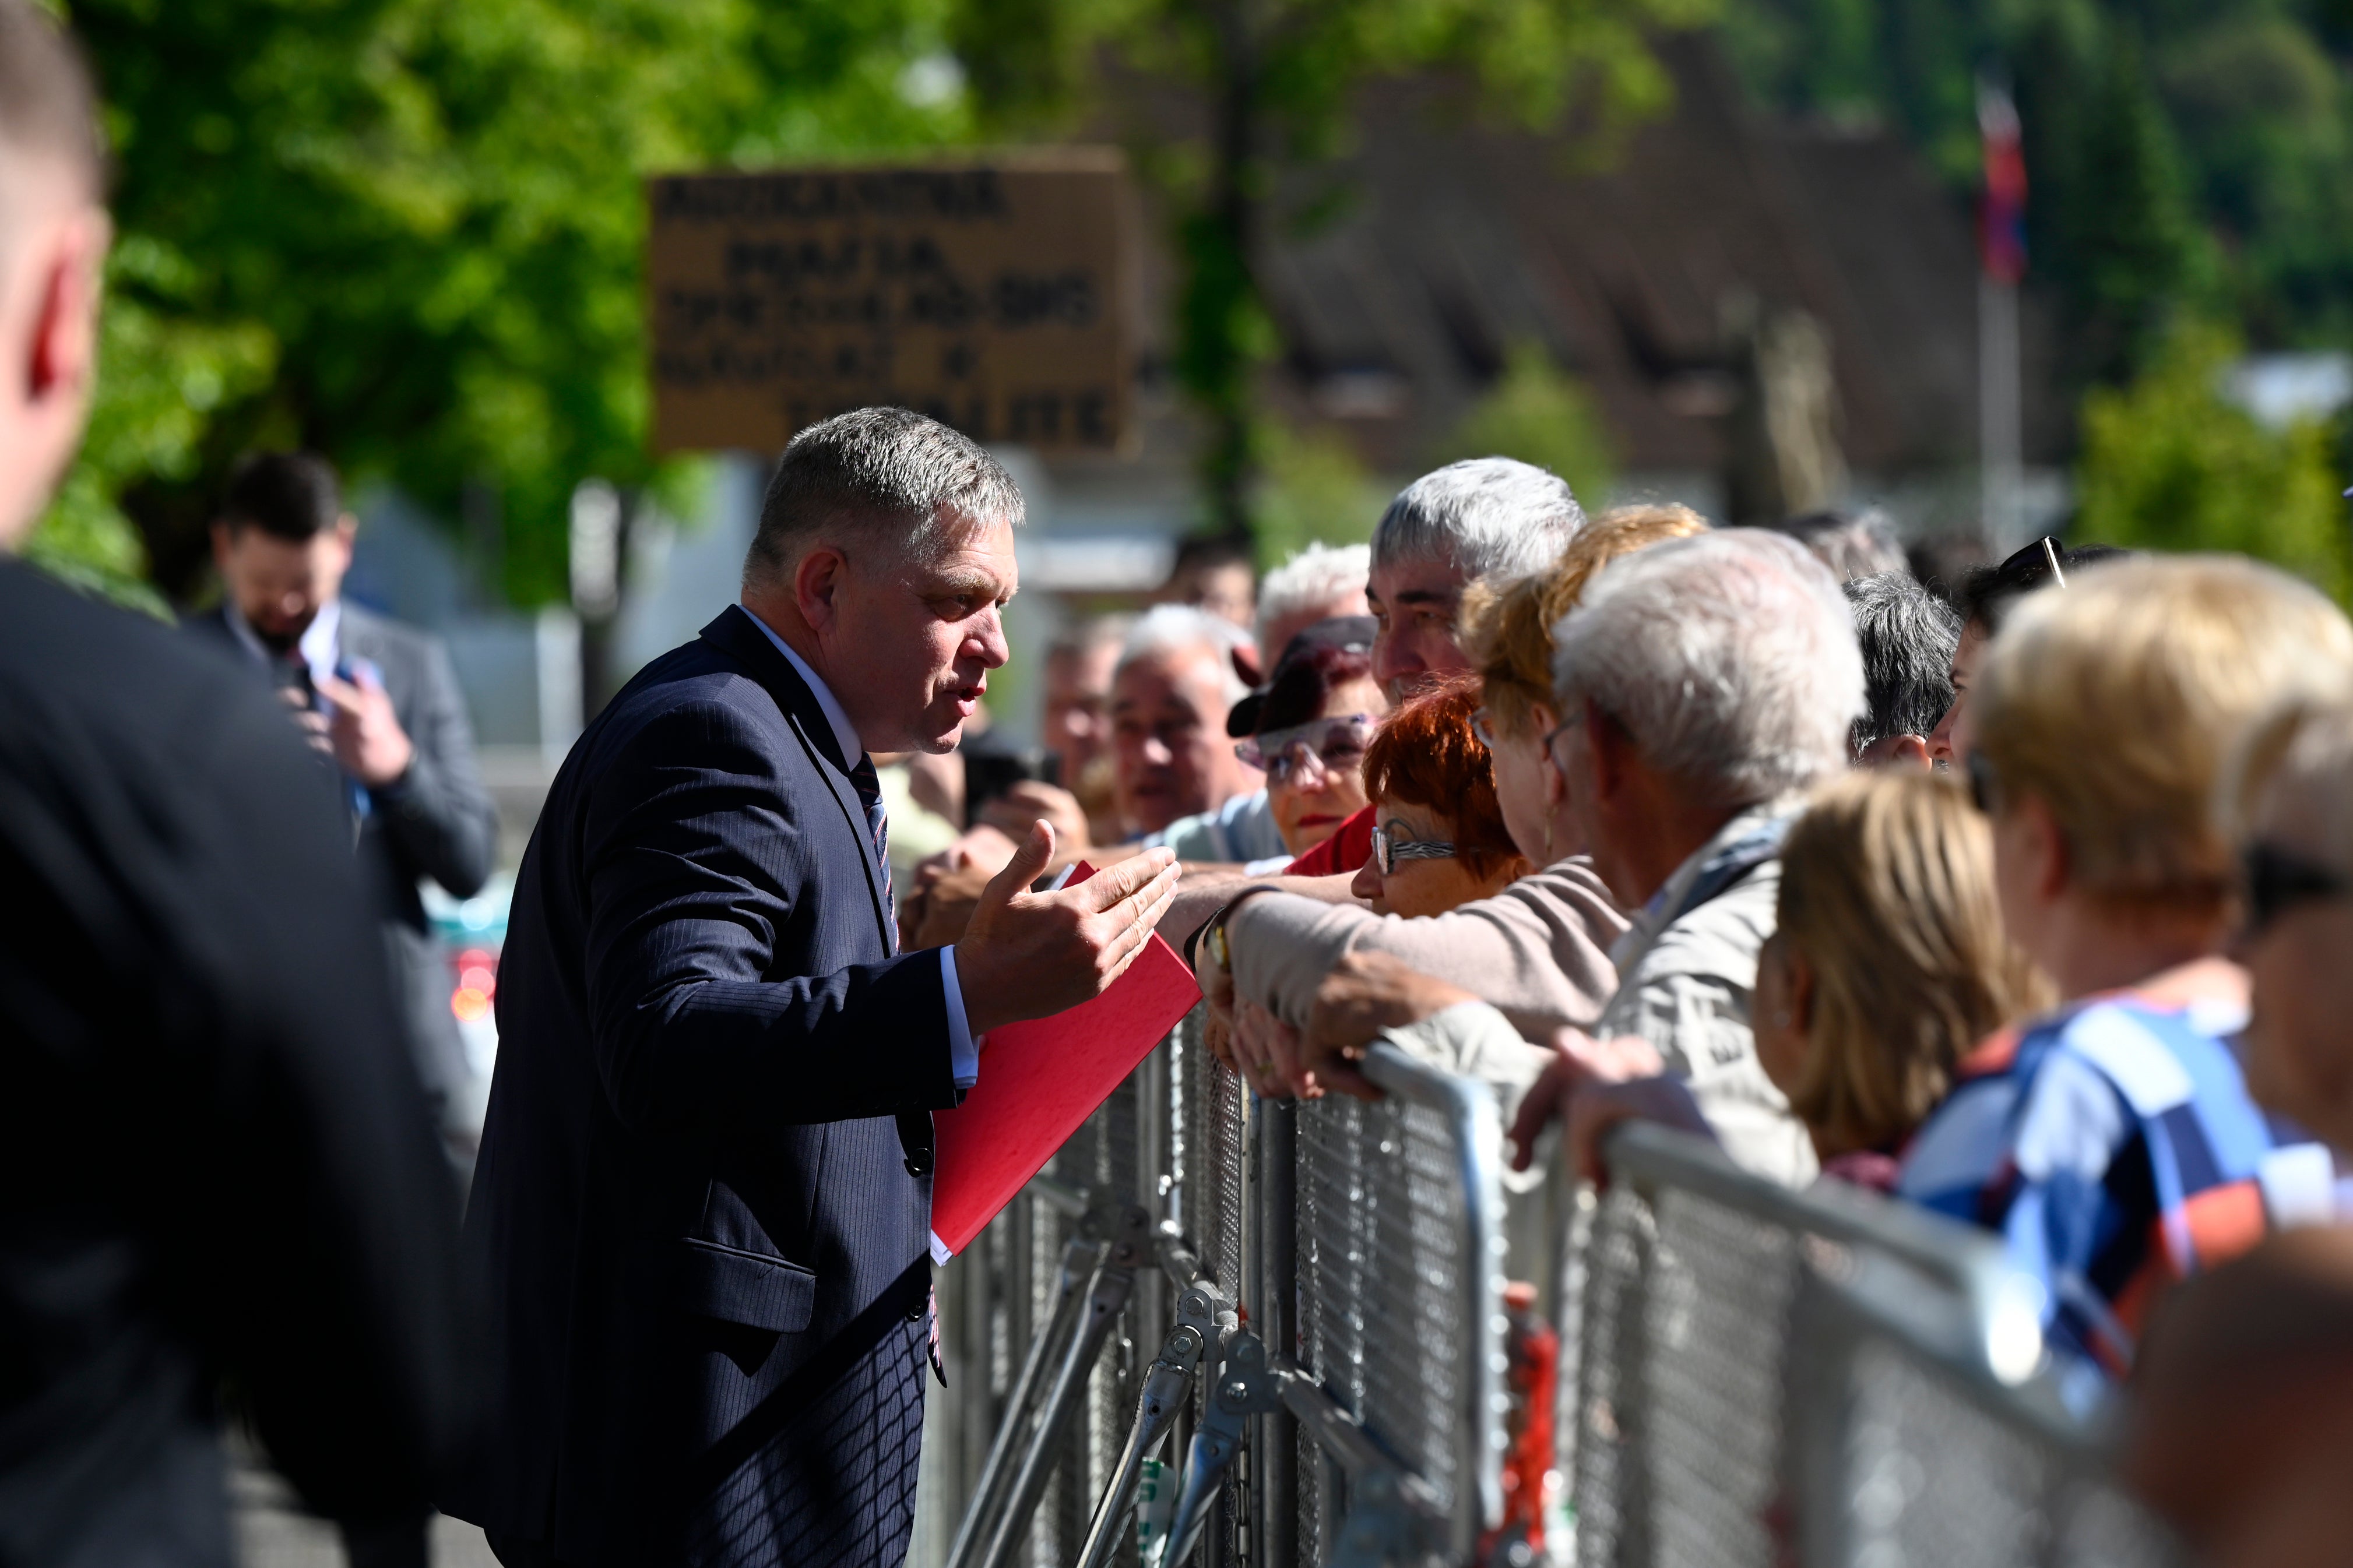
[185,451,500,1146]
[0,6,472,1565]
[446,407,1180,1567]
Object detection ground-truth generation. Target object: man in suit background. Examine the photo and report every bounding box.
[0,6,471,1565]
[449,407,1180,1567]
[185,451,500,1155]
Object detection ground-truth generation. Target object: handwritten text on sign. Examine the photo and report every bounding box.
[648,155,1135,454]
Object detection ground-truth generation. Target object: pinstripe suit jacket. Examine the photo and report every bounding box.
[445,606,956,1567]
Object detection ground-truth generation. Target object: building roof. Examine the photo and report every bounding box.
[1064,34,2064,499]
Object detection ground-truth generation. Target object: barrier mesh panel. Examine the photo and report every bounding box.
[1573,1180,1803,1568]
[1842,1334,2189,1568]
[1295,1093,1469,1520]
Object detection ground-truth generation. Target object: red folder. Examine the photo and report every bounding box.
[928,864,1202,1260]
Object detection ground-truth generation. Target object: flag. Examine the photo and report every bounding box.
[1978,80,2027,285]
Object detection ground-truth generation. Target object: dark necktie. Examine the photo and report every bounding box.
[846,755,894,947]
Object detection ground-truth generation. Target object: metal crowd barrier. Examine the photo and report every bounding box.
[1577,1121,2187,1568]
[919,1011,2187,1568]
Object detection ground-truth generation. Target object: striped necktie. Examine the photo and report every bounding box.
[846,755,894,942]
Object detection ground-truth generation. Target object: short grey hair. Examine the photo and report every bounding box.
[1763,508,1907,583]
[1550,530,1863,806]
[1257,541,1368,649]
[1370,458,1584,581]
[1844,570,1961,755]
[1047,611,1135,664]
[1117,603,1251,707]
[743,407,1023,588]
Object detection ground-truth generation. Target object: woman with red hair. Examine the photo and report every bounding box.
[1349,677,1531,917]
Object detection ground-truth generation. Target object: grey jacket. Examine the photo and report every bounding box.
[185,602,498,1113]
[1594,799,1816,1186]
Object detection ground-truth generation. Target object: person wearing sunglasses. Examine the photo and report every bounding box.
[1898,555,2350,1408]
[2225,692,2353,1157]
[1345,678,1532,918]
[1926,535,2132,767]
[1229,625,1385,859]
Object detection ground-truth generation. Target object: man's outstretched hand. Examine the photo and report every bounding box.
[1506,1028,1668,1172]
[953,823,1180,1037]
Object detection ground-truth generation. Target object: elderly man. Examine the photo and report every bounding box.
[1114,603,1273,856]
[1253,541,1369,674]
[1228,532,1861,1188]
[1366,457,1582,699]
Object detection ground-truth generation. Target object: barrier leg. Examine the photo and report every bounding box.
[976,1257,1140,1568]
[945,1232,1103,1568]
[1075,1282,1226,1568]
[1162,1333,1284,1568]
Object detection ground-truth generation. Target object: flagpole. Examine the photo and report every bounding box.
[1978,75,2027,555]
[1980,270,2022,554]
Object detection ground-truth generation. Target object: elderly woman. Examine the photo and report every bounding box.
[1233,623,1385,861]
[1900,556,2350,1401]
[1191,509,1710,1115]
[1348,676,1530,917]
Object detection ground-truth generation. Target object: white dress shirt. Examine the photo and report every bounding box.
[741,606,979,1089]
[224,596,342,685]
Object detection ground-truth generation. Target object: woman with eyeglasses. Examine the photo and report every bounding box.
[1895,555,2351,1408]
[1233,635,1387,859]
[1346,677,1531,917]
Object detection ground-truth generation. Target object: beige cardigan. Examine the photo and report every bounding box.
[1225,855,1630,1045]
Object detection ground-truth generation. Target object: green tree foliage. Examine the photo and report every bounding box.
[1253,424,1385,569]
[44,0,973,604]
[1433,340,1617,507]
[2074,322,2348,600]
[1721,0,2353,386]
[955,0,1711,542]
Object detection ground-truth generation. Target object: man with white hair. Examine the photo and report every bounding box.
[1113,604,1279,858]
[1508,529,1863,1180]
[1254,541,1370,673]
[1367,457,1584,699]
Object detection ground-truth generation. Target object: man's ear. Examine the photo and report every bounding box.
[793,545,849,636]
[1584,697,1630,801]
[210,520,235,570]
[2022,794,2070,901]
[1881,732,1934,771]
[27,210,105,408]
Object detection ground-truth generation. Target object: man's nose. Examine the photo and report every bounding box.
[1142,736,1174,766]
[973,608,1010,669]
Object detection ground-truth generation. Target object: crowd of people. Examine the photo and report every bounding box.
[892,445,2353,1559]
[9,1,2353,1563]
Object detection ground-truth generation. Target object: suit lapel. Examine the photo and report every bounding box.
[699,607,894,951]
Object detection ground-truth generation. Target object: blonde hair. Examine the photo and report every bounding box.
[1779,771,2050,1154]
[1976,555,2353,910]
[1461,503,1708,738]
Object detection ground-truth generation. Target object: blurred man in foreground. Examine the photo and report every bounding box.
[0,6,471,1563]
[187,450,499,1156]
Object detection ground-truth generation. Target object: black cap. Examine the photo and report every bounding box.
[1225,615,1377,738]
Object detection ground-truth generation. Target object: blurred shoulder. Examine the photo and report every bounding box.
[0,561,269,744]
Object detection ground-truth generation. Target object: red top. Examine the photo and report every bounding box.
[1283,803,1376,876]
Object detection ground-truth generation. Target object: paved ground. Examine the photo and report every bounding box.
[233,1465,499,1568]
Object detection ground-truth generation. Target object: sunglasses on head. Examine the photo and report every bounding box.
[1370,819,1458,876]
[2239,841,2353,936]
[1233,713,1377,784]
